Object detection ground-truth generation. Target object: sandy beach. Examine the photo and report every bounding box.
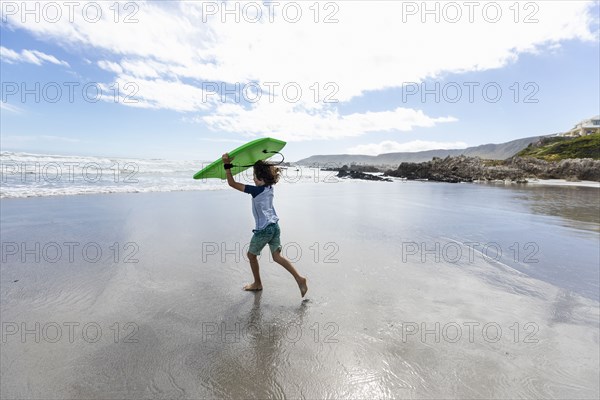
[1,181,599,399]
[526,179,600,188]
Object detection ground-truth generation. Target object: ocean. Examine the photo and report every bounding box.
[0,151,343,198]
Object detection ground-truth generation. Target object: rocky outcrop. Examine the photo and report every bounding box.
[336,169,392,182]
[509,157,600,181]
[383,156,600,183]
[323,164,382,173]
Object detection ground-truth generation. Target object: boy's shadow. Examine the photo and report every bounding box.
[246,291,309,342]
[245,292,309,379]
[188,293,310,397]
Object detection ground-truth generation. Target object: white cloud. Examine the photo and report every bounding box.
[97,74,215,112]
[3,1,597,141]
[97,60,123,74]
[203,104,457,141]
[0,46,69,67]
[347,140,468,156]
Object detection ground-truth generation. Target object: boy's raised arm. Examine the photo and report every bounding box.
[222,153,245,192]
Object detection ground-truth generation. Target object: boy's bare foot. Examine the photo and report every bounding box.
[297,277,308,298]
[243,283,263,291]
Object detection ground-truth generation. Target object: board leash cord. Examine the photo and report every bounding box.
[231,150,285,168]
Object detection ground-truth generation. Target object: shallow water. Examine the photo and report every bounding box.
[1,181,598,399]
[0,151,337,198]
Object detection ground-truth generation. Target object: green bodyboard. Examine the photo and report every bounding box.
[193,137,286,180]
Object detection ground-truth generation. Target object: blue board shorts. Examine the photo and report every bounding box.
[249,223,282,255]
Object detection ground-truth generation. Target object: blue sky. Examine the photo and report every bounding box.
[1,1,599,161]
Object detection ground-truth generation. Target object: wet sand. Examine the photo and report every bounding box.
[1,182,599,399]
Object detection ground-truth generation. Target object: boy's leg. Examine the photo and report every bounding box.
[245,230,270,291]
[269,225,308,297]
[245,252,262,291]
[271,249,301,280]
[272,250,308,298]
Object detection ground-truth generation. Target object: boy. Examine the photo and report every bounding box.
[222,153,308,298]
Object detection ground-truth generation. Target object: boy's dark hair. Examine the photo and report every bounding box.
[253,160,280,185]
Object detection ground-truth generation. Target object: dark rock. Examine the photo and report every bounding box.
[323,164,382,173]
[337,169,392,182]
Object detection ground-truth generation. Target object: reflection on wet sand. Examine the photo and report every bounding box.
[185,292,312,398]
[505,185,599,232]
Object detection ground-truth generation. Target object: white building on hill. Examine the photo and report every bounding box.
[564,116,600,137]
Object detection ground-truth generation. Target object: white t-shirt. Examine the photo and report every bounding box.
[244,184,279,231]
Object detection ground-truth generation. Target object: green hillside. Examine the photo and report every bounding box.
[517,133,600,161]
